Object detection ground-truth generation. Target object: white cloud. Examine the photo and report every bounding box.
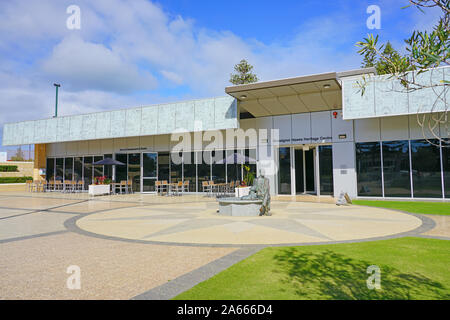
[41,35,158,93]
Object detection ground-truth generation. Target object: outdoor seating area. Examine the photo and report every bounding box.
[201,180,241,197]
[25,180,135,195]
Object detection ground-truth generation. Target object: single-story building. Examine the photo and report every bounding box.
[2,66,449,199]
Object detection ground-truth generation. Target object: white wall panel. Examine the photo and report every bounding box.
[272,115,291,145]
[311,111,332,143]
[354,118,380,142]
[331,110,354,142]
[380,116,409,141]
[332,141,357,198]
[292,113,311,144]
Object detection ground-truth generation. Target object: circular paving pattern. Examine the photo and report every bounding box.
[76,200,423,246]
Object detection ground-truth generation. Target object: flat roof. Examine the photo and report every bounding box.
[224,68,376,117]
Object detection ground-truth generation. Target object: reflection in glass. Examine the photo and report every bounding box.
[443,139,450,198]
[93,156,103,182]
[411,139,442,198]
[83,156,93,188]
[143,153,157,177]
[104,154,113,180]
[319,145,333,195]
[115,154,127,183]
[74,157,82,182]
[278,147,291,194]
[170,152,183,183]
[212,150,226,184]
[356,142,382,196]
[382,141,411,197]
[55,158,64,181]
[197,151,210,191]
[46,158,55,181]
[64,158,73,181]
[158,152,170,182]
[183,152,196,192]
[243,148,257,183]
[143,179,156,192]
[226,149,241,183]
[128,153,140,192]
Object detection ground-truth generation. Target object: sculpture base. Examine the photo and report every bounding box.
[218,197,262,216]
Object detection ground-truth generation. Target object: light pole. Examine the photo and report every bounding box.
[53,83,61,117]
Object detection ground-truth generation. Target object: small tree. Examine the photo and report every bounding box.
[229,59,259,85]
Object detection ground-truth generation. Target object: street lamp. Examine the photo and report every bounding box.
[53,83,61,118]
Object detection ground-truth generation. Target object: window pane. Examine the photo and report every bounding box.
[143,153,157,178]
[197,151,210,192]
[356,142,382,196]
[242,148,257,183]
[55,158,64,181]
[443,139,450,198]
[128,153,140,192]
[382,141,411,197]
[74,157,82,182]
[46,158,55,181]
[93,156,104,182]
[226,149,241,183]
[212,150,226,184]
[183,152,196,192]
[170,152,183,183]
[278,147,291,194]
[143,179,156,192]
[104,154,113,180]
[411,139,442,198]
[319,145,333,195]
[64,158,73,181]
[158,152,170,182]
[83,156,93,187]
[115,154,127,182]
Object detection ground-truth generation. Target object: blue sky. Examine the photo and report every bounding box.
[0,0,441,152]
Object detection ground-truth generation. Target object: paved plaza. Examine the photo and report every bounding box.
[0,191,448,299]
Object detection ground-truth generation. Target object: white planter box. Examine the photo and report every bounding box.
[89,184,111,196]
[235,186,251,198]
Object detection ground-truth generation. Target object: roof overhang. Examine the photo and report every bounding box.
[225,68,376,117]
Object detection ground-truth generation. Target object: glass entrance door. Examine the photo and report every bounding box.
[142,152,158,192]
[128,153,141,193]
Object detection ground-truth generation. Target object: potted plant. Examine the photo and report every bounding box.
[235,166,253,197]
[89,176,111,196]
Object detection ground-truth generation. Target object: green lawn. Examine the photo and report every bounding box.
[353,200,450,216]
[174,237,450,300]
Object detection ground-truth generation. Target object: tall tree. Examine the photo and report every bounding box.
[356,0,449,145]
[229,59,258,85]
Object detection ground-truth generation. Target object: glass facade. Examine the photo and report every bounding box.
[356,142,382,197]
[115,154,128,182]
[278,147,291,194]
[83,156,93,186]
[411,139,442,198]
[356,139,447,198]
[443,139,450,198]
[170,152,183,183]
[55,158,64,181]
[226,149,241,183]
[197,151,211,191]
[46,158,54,181]
[64,158,73,182]
[212,150,226,184]
[319,145,333,195]
[183,152,196,192]
[382,141,411,197]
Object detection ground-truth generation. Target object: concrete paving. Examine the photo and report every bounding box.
[0,191,446,299]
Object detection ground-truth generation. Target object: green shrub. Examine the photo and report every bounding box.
[0,165,19,172]
[0,177,33,184]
